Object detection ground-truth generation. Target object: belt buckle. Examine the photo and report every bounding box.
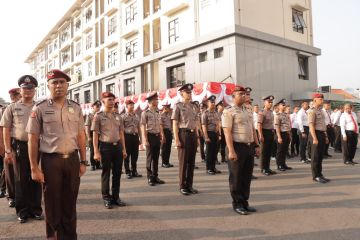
[113,142,117,146]
[190,129,194,132]
[62,154,70,159]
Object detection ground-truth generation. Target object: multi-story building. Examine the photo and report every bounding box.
[25,0,320,105]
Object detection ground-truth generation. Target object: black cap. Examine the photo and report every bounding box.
[146,91,158,101]
[216,101,223,107]
[262,95,275,101]
[276,98,286,105]
[206,95,216,102]
[245,87,252,93]
[178,83,193,92]
[18,75,38,88]
[92,100,101,107]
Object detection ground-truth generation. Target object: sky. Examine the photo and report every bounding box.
[0,0,359,102]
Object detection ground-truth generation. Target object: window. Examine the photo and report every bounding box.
[199,52,207,63]
[168,18,179,44]
[53,40,58,50]
[86,33,92,50]
[74,93,80,103]
[75,41,81,56]
[60,26,70,44]
[124,78,135,96]
[48,44,53,55]
[153,0,161,13]
[168,64,185,88]
[86,7,92,23]
[125,39,138,61]
[61,50,70,66]
[108,48,118,68]
[106,83,115,94]
[88,61,93,76]
[298,55,309,80]
[125,2,137,25]
[108,15,117,35]
[292,9,307,33]
[84,90,91,103]
[214,47,223,59]
[75,18,81,32]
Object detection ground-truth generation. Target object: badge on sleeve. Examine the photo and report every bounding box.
[31,111,37,118]
[68,107,74,113]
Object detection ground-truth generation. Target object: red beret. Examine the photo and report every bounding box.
[47,69,71,82]
[146,91,158,101]
[233,85,246,93]
[125,99,134,105]
[101,92,115,99]
[8,88,20,95]
[312,93,324,99]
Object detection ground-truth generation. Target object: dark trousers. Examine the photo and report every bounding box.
[199,134,205,160]
[161,129,173,165]
[178,129,197,189]
[13,140,42,218]
[290,128,300,155]
[271,138,277,158]
[342,131,358,162]
[325,126,335,155]
[228,142,254,208]
[334,125,342,152]
[276,132,291,167]
[4,160,15,200]
[146,133,161,179]
[299,126,310,160]
[309,131,326,178]
[41,151,80,239]
[100,142,123,201]
[205,131,218,171]
[260,129,274,170]
[89,134,100,169]
[217,129,226,161]
[0,156,6,193]
[124,134,140,174]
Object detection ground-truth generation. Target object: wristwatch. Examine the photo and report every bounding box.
[79,160,89,166]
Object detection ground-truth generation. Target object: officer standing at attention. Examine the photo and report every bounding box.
[141,92,165,186]
[274,99,292,171]
[216,101,226,163]
[26,69,87,239]
[222,85,259,215]
[122,100,142,179]
[85,100,102,171]
[308,93,330,183]
[160,103,174,168]
[202,95,221,175]
[0,106,7,198]
[297,101,311,163]
[257,95,277,176]
[172,83,200,196]
[92,92,127,209]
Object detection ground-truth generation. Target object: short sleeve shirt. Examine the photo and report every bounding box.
[308,107,326,131]
[171,102,198,130]
[257,109,274,130]
[274,112,291,132]
[140,109,161,134]
[201,109,219,132]
[122,112,140,134]
[91,111,123,142]
[160,111,172,130]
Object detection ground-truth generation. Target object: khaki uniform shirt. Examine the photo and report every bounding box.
[274,112,291,132]
[171,102,198,130]
[222,105,254,143]
[0,100,34,141]
[26,98,85,154]
[122,112,140,134]
[257,109,274,130]
[85,113,94,127]
[91,111,123,142]
[201,109,219,132]
[308,107,326,131]
[140,109,161,134]
[160,112,172,130]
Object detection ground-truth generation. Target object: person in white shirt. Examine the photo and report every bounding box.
[253,105,259,130]
[340,104,359,165]
[297,101,311,163]
[271,104,279,160]
[290,106,300,157]
[333,106,344,153]
[322,101,334,157]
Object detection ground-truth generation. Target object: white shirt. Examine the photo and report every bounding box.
[340,112,359,137]
[253,112,258,130]
[290,112,299,129]
[333,111,342,126]
[322,109,332,126]
[297,108,308,133]
[330,112,336,124]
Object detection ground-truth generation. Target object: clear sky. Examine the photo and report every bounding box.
[0,0,359,101]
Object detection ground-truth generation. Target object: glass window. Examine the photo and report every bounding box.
[168,64,185,88]
[125,2,137,25]
[125,39,138,61]
[168,18,179,44]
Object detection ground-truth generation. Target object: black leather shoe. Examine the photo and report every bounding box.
[32,214,44,220]
[132,171,142,177]
[350,161,358,164]
[284,165,292,170]
[126,173,133,179]
[245,206,257,212]
[162,163,170,168]
[251,175,258,180]
[313,177,327,184]
[8,200,15,208]
[321,176,331,182]
[268,169,277,175]
[112,198,126,207]
[154,177,165,184]
[262,170,271,176]
[344,161,353,165]
[104,200,113,209]
[18,216,27,223]
[233,207,248,215]
[168,163,174,167]
[277,166,286,171]
[188,187,198,194]
[214,168,222,174]
[91,166,96,171]
[325,154,332,157]
[194,165,199,169]
[180,188,190,196]
[216,161,221,165]
[148,178,155,186]
[0,191,6,198]
[207,170,215,175]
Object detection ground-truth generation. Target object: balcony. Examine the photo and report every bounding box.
[163,0,189,17]
[105,0,118,16]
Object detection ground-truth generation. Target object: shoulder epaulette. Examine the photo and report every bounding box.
[69,99,80,106]
[35,99,47,106]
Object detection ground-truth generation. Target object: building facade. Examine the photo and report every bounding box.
[25,0,320,105]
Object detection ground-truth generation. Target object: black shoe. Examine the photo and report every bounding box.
[154,177,165,184]
[162,163,170,168]
[284,165,292,170]
[207,170,215,175]
[168,163,174,167]
[91,166,96,171]
[0,191,6,198]
[233,207,248,215]
[188,187,198,194]
[194,165,199,169]
[325,154,332,157]
[268,169,277,175]
[262,169,271,176]
[201,159,205,162]
[214,168,222,174]
[148,178,155,186]
[18,216,27,224]
[334,150,342,153]
[96,165,102,169]
[350,161,358,165]
[216,161,221,165]
[344,161,354,165]
[32,214,44,220]
[251,175,257,180]
[321,176,331,182]
[277,166,286,171]
[126,173,133,179]
[132,171,142,177]
[254,163,258,166]
[180,188,190,196]
[245,206,257,212]
[104,200,113,209]
[221,158,226,163]
[112,198,126,207]
[313,177,327,184]
[8,200,15,208]
[300,159,307,164]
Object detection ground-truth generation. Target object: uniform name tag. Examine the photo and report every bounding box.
[14,108,22,111]
[45,111,55,114]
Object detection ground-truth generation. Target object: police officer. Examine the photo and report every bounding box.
[26,69,87,239]
[122,99,142,179]
[297,101,311,163]
[1,75,43,223]
[308,93,330,183]
[197,101,206,162]
[0,106,6,198]
[323,101,334,158]
[274,99,292,171]
[85,100,102,171]
[8,88,21,103]
[257,95,277,176]
[92,92,127,209]
[160,103,174,168]
[216,101,226,163]
[141,92,165,186]
[172,83,199,196]
[202,95,221,175]
[222,85,259,215]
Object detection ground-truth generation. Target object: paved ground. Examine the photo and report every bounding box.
[0,148,360,240]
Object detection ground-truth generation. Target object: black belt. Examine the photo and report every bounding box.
[125,132,138,136]
[179,128,196,133]
[42,150,78,159]
[14,139,27,145]
[100,141,120,146]
[234,142,252,147]
[262,129,274,131]
[148,132,160,137]
[315,130,326,133]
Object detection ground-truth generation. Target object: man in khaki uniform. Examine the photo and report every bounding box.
[92,92,127,209]
[0,107,6,198]
[160,103,174,168]
[308,93,330,183]
[27,69,87,239]
[1,75,42,223]
[222,85,260,215]
[216,101,226,163]
[85,100,101,171]
[141,92,165,186]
